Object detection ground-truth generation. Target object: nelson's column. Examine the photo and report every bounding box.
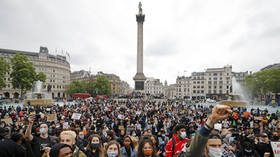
[133,2,146,91]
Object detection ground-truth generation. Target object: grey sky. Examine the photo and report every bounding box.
[0,0,280,87]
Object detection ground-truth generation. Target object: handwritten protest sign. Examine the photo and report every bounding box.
[1,118,13,124]
[71,113,81,120]
[47,114,57,122]
[271,142,280,157]
[214,123,222,131]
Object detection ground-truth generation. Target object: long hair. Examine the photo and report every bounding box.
[104,140,122,157]
[136,136,158,157]
[123,135,135,149]
[86,134,104,156]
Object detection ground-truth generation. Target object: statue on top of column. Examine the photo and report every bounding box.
[138,2,142,14]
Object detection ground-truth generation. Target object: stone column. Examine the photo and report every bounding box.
[133,2,146,91]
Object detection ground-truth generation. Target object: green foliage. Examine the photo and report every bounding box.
[10,53,37,98]
[65,80,87,95]
[36,72,47,82]
[65,75,111,96]
[0,57,10,89]
[245,68,280,96]
[95,75,111,95]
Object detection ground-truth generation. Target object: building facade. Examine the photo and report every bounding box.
[70,70,90,82]
[165,84,177,99]
[144,77,164,96]
[232,71,249,85]
[120,81,131,95]
[175,65,233,100]
[0,47,71,99]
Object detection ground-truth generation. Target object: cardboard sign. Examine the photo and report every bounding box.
[71,113,82,120]
[47,114,57,122]
[63,122,69,129]
[1,118,13,125]
[255,117,263,121]
[271,142,280,157]
[214,123,222,131]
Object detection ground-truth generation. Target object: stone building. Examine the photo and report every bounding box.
[165,84,177,99]
[70,70,90,82]
[144,77,164,96]
[176,65,233,100]
[120,81,131,95]
[0,47,70,99]
[232,71,249,85]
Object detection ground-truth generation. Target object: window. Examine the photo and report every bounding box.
[201,86,204,88]
[220,77,222,80]
[219,86,222,89]
[219,90,222,94]
[208,81,211,84]
[201,81,204,84]
[209,86,211,89]
[219,81,223,84]
[193,86,196,88]
[209,78,212,80]
[214,77,217,80]
[208,90,211,94]
[197,81,200,84]
[201,90,204,93]
[193,81,196,84]
[214,73,217,76]
[193,90,196,93]
[214,86,217,89]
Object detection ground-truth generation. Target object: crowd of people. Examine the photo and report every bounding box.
[0,98,280,157]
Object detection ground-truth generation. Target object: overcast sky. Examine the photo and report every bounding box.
[0,0,280,87]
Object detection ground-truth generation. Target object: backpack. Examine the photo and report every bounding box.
[172,138,187,157]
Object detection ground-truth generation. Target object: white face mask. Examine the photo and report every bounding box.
[40,128,48,134]
[107,150,118,157]
[208,147,222,157]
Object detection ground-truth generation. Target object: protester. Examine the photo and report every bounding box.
[0,97,279,157]
[59,130,87,157]
[121,136,136,157]
[104,140,122,157]
[49,143,72,157]
[85,134,104,157]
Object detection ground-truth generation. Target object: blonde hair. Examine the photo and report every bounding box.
[60,130,77,141]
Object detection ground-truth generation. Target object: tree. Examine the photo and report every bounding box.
[36,72,47,82]
[0,57,10,89]
[65,80,87,95]
[245,68,280,98]
[10,53,37,99]
[95,75,111,95]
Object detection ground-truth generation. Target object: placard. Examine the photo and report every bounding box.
[214,123,222,131]
[47,114,57,122]
[1,118,13,125]
[63,122,69,129]
[71,113,82,120]
[271,142,280,157]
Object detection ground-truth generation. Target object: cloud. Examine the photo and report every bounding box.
[0,0,280,87]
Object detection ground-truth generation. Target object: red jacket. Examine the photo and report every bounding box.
[165,134,188,157]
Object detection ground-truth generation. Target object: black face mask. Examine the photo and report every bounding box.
[273,136,279,141]
[90,143,99,150]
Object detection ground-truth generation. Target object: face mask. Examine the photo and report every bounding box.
[225,133,231,139]
[208,147,222,157]
[90,143,99,150]
[79,135,84,139]
[107,150,118,157]
[40,128,47,134]
[144,149,153,156]
[148,133,152,136]
[180,132,186,139]
[132,133,136,136]
[244,149,252,153]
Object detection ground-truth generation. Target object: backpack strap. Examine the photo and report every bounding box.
[172,138,175,156]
